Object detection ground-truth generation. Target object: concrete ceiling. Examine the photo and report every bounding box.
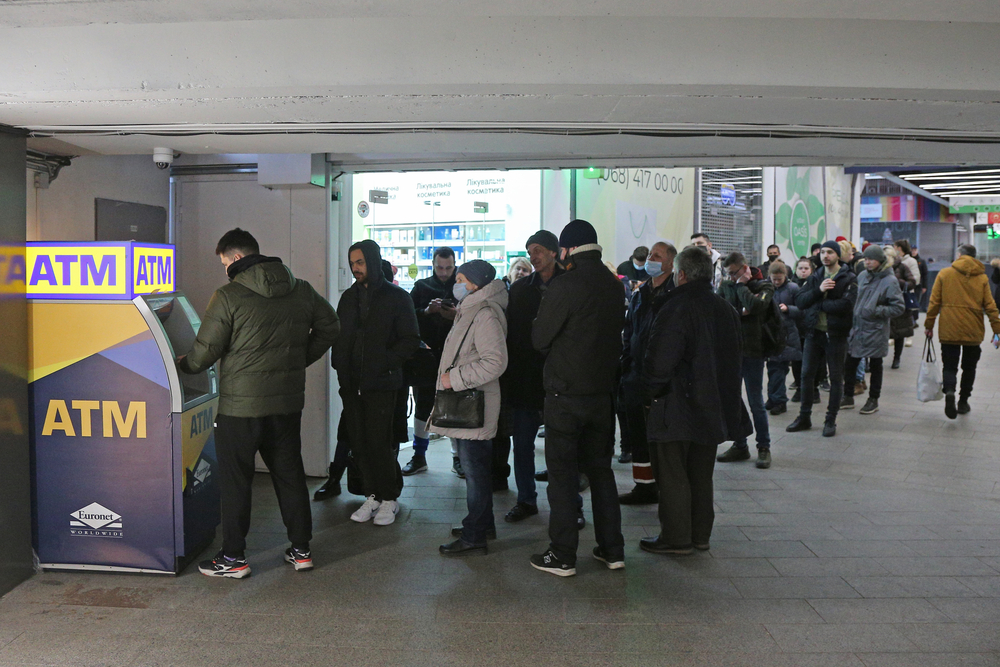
[4,1,1000,168]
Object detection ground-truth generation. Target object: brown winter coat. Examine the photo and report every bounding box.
[925,255,1000,346]
[427,279,509,440]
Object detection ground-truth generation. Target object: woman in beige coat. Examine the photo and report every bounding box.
[429,260,508,556]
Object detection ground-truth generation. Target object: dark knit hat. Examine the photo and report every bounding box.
[821,240,842,258]
[862,244,885,263]
[525,229,559,253]
[558,219,598,249]
[810,243,822,253]
[457,259,496,288]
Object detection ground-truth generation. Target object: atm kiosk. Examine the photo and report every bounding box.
[26,242,220,573]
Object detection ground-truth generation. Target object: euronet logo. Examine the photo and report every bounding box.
[70,502,123,539]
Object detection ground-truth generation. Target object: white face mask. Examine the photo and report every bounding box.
[644,260,663,278]
[634,260,645,271]
[452,282,470,302]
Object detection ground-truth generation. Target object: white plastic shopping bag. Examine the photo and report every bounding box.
[916,337,944,402]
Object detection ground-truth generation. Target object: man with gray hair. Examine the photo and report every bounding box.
[641,247,751,555]
[924,244,1000,419]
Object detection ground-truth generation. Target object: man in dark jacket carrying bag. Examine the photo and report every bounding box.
[180,229,340,578]
[530,219,626,577]
[641,247,752,555]
[619,241,677,505]
[787,241,858,437]
[501,230,565,523]
[716,252,775,469]
[333,240,420,527]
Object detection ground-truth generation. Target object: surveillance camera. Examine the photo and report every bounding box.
[153,147,174,170]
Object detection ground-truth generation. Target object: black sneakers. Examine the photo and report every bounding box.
[945,392,957,419]
[957,399,971,415]
[859,398,879,415]
[592,546,625,570]
[284,547,314,571]
[717,444,751,462]
[822,421,837,437]
[198,551,251,579]
[755,450,771,469]
[504,502,539,523]
[786,415,812,432]
[401,455,428,476]
[530,549,576,577]
[840,395,854,410]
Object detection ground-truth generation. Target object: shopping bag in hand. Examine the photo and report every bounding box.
[916,337,944,403]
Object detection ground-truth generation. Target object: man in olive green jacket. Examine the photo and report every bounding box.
[180,228,339,579]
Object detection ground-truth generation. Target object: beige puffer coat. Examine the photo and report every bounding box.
[427,279,508,440]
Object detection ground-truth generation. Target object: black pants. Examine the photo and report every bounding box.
[215,412,311,558]
[893,337,906,362]
[543,393,624,565]
[341,390,404,501]
[845,356,884,400]
[941,344,982,399]
[800,333,848,423]
[623,389,654,486]
[413,386,436,422]
[649,440,718,547]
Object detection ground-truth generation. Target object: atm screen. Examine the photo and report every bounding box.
[143,294,214,406]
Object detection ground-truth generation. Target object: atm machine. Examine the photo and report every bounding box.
[26,242,220,573]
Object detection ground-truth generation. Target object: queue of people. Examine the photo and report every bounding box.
[178,225,1000,580]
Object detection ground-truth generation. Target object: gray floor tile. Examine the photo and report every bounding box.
[731,576,861,599]
[844,576,979,598]
[806,598,951,623]
[930,597,1000,622]
[802,540,921,558]
[895,623,1000,652]
[768,557,892,577]
[873,557,1000,577]
[765,623,919,652]
[854,654,1000,667]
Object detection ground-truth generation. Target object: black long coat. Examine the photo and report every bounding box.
[642,280,753,447]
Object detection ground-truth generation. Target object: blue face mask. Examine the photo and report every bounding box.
[453,282,470,302]
[644,260,663,278]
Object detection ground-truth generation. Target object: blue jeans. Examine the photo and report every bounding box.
[736,357,770,452]
[511,408,541,506]
[455,439,495,545]
[765,359,790,407]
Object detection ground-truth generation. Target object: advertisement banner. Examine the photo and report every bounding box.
[30,303,175,572]
[774,167,851,265]
[576,168,695,266]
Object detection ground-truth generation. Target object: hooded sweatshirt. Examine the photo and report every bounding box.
[332,240,420,393]
[925,254,1000,346]
[180,254,340,417]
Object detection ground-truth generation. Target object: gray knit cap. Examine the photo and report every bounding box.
[457,259,496,288]
[862,244,885,263]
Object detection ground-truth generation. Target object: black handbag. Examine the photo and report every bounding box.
[430,316,486,430]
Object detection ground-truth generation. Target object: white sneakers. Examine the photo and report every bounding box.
[373,500,399,526]
[351,495,399,526]
[351,495,381,523]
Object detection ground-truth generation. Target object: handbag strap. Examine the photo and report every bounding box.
[923,335,936,363]
[445,310,481,372]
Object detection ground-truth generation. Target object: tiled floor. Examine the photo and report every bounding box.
[3,333,1000,666]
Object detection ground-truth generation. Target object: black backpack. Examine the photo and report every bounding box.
[760,296,788,359]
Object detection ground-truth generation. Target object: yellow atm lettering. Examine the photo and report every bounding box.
[41,399,147,438]
[133,247,175,294]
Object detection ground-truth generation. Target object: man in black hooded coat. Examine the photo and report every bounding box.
[332,240,420,512]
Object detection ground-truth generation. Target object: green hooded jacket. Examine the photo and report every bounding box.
[180,255,340,417]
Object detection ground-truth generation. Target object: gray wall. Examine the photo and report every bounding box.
[0,128,33,595]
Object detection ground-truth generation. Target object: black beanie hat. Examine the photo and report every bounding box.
[821,240,842,258]
[810,243,822,253]
[457,259,496,288]
[558,219,598,249]
[525,229,559,253]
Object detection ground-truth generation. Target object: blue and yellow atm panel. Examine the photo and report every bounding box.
[25,242,220,574]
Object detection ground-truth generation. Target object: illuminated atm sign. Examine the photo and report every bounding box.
[23,242,175,300]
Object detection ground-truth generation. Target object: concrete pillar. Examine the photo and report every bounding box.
[0,126,33,595]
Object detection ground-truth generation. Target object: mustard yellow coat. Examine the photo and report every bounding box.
[925,255,1000,346]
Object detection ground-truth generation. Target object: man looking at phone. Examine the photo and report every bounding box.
[405,247,460,476]
[924,244,1000,419]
